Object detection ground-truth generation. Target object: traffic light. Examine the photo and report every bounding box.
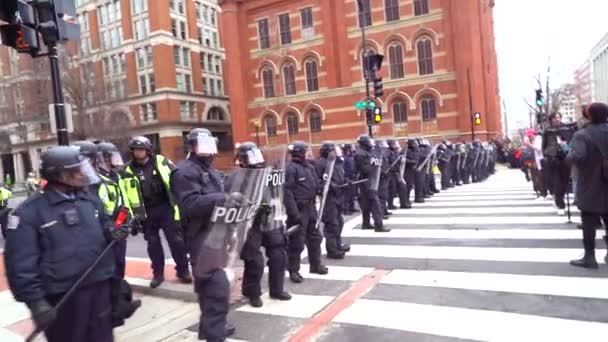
[0,1,40,55]
[365,107,374,126]
[474,112,481,126]
[0,1,19,23]
[37,0,80,44]
[535,89,544,106]
[373,76,383,98]
[373,107,382,124]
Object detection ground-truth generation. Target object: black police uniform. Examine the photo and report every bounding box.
[284,157,324,275]
[416,141,431,199]
[171,155,230,342]
[5,190,116,342]
[374,144,391,216]
[127,158,189,279]
[354,139,385,230]
[342,146,357,213]
[387,142,409,209]
[315,154,347,258]
[404,140,421,203]
[437,144,452,190]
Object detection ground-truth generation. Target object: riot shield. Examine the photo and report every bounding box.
[316,154,336,232]
[194,167,271,280]
[398,152,407,184]
[369,153,383,191]
[261,146,288,233]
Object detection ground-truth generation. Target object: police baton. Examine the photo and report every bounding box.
[286,225,300,236]
[25,208,130,342]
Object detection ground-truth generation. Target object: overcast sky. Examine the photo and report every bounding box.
[494,0,608,131]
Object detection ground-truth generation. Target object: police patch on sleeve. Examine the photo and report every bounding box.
[7,214,19,230]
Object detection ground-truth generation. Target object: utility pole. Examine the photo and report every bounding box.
[48,43,69,145]
[467,68,475,141]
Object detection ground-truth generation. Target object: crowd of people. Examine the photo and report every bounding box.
[1,131,499,342]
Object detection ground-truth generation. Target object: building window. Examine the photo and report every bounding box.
[305,59,319,92]
[262,67,275,98]
[358,0,372,28]
[207,106,225,121]
[134,18,149,40]
[265,115,277,137]
[388,43,405,79]
[283,63,296,95]
[278,13,292,45]
[417,37,434,75]
[309,111,322,132]
[171,19,187,39]
[420,96,436,121]
[174,46,190,67]
[140,103,158,122]
[300,7,314,40]
[393,100,407,123]
[385,0,400,21]
[180,101,196,120]
[139,73,155,94]
[136,46,153,69]
[132,0,148,15]
[414,0,429,16]
[170,0,185,14]
[176,72,192,91]
[286,112,299,135]
[258,19,270,49]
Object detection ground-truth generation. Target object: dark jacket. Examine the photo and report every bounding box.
[170,156,225,238]
[5,189,115,303]
[567,122,608,214]
[283,159,318,218]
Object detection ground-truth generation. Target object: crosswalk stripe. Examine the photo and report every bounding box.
[382,216,580,225]
[345,244,595,262]
[388,206,579,214]
[426,194,537,200]
[395,199,570,207]
[236,293,335,318]
[332,299,608,342]
[380,269,608,299]
[342,228,584,239]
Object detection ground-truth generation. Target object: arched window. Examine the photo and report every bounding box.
[262,67,275,98]
[305,59,319,92]
[414,0,429,16]
[392,100,407,124]
[207,106,225,121]
[420,96,436,121]
[417,37,434,75]
[388,43,405,79]
[286,112,299,135]
[283,63,296,95]
[265,115,277,137]
[309,110,322,132]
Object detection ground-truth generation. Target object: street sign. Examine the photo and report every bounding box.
[355,101,377,110]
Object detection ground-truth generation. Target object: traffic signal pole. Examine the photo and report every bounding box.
[467,68,475,141]
[356,0,373,137]
[48,43,69,145]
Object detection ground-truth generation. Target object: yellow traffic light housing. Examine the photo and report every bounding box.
[474,112,481,126]
[373,107,382,124]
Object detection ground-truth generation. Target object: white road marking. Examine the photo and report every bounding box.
[388,206,579,215]
[382,215,580,225]
[341,228,584,240]
[236,293,335,318]
[333,299,608,342]
[346,244,596,263]
[381,269,608,299]
[396,199,572,207]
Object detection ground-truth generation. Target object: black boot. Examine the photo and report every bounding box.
[400,201,412,209]
[310,264,329,275]
[248,296,263,308]
[327,251,345,259]
[176,269,193,284]
[414,198,425,203]
[150,275,164,288]
[270,291,292,301]
[374,224,391,233]
[339,244,351,252]
[570,229,599,269]
[361,223,374,230]
[289,271,304,283]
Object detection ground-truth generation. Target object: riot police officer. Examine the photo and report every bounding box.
[316,141,350,259]
[342,143,358,214]
[5,146,129,342]
[355,135,389,232]
[236,142,292,307]
[387,139,409,209]
[437,142,452,190]
[284,141,328,283]
[121,136,191,288]
[171,128,236,341]
[374,139,392,218]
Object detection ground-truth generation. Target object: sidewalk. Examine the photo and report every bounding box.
[0,255,246,341]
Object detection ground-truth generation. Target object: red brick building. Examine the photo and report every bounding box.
[220,0,501,147]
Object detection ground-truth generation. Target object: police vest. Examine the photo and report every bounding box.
[98,173,130,218]
[120,155,180,221]
[0,187,12,207]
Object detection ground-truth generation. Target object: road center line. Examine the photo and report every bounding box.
[287,269,388,342]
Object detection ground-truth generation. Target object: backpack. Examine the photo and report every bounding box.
[520,147,535,164]
[581,130,608,182]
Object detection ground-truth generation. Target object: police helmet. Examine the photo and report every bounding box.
[375,139,389,149]
[73,141,98,160]
[408,139,419,149]
[387,139,401,151]
[129,136,152,151]
[320,141,338,158]
[235,141,265,167]
[40,146,100,187]
[97,142,124,167]
[288,141,309,159]
[342,143,353,151]
[187,128,218,155]
[357,134,374,149]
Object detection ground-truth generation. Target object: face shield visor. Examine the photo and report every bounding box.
[246,148,265,165]
[194,135,219,156]
[110,152,124,167]
[57,159,101,187]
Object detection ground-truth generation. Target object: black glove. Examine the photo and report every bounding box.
[110,224,130,241]
[27,299,56,331]
[130,219,143,236]
[225,192,249,208]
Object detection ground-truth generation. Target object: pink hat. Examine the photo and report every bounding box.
[525,128,536,137]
